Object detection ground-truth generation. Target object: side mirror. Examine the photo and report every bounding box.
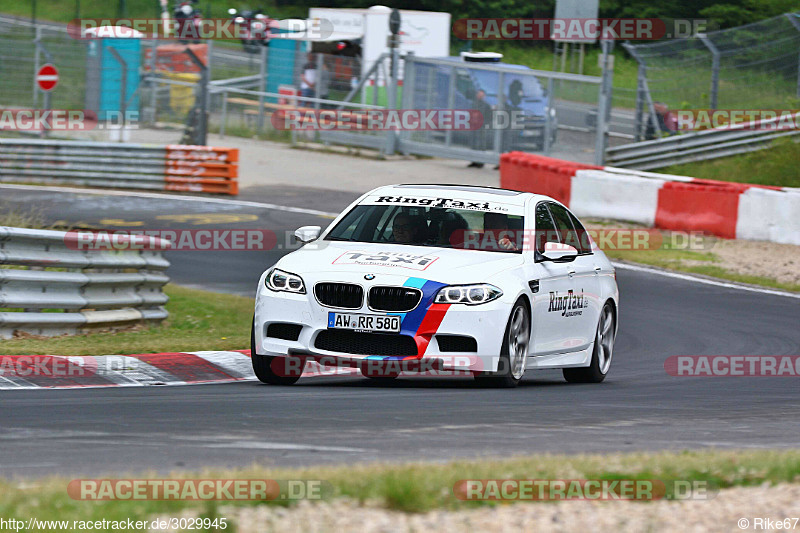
[294,226,321,244]
[537,242,578,263]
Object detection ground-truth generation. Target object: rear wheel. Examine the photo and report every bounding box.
[475,299,530,388]
[251,317,301,385]
[563,302,615,383]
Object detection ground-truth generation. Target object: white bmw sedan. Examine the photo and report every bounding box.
[252,184,618,387]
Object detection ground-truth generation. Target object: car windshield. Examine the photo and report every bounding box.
[325,203,525,253]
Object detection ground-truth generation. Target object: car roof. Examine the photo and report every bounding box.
[432,56,533,71]
[366,184,554,207]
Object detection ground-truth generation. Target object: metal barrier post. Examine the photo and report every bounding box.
[148,39,158,124]
[786,14,800,99]
[205,39,213,124]
[398,52,415,153]
[314,53,323,111]
[257,45,267,132]
[107,47,128,140]
[220,88,228,137]
[33,26,41,107]
[594,38,614,165]
[493,71,505,155]
[184,47,208,145]
[33,29,53,138]
[385,46,399,155]
[698,33,720,109]
[623,42,647,142]
[444,66,456,147]
[634,63,647,141]
[543,76,554,155]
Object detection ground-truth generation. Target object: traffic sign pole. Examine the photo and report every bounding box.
[36,64,59,138]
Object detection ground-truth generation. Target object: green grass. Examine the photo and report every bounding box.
[668,265,800,293]
[0,285,254,355]
[0,449,799,523]
[658,138,800,188]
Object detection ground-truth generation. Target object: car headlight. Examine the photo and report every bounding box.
[266,268,306,294]
[434,284,502,305]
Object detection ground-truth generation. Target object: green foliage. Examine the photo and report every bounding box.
[2,0,796,29]
[659,139,800,188]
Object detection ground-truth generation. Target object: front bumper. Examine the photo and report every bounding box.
[254,273,512,373]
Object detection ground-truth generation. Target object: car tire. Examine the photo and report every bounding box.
[475,298,530,388]
[360,361,400,384]
[251,317,301,385]
[361,373,399,385]
[563,302,615,384]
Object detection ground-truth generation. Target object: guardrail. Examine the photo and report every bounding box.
[0,226,171,339]
[0,139,239,194]
[605,116,800,170]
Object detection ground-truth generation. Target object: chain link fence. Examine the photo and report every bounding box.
[0,16,613,163]
[0,18,87,110]
[623,12,800,141]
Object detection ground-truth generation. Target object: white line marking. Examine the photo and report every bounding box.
[0,183,338,218]
[200,441,367,452]
[613,262,800,299]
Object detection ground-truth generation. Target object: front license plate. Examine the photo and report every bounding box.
[328,312,401,333]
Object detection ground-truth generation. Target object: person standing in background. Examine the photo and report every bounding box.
[300,53,317,100]
[468,89,493,168]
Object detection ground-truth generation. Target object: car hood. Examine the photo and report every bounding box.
[273,240,523,284]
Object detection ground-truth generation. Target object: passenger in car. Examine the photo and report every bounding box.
[438,212,470,247]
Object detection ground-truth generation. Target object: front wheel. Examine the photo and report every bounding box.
[251,317,301,385]
[563,302,615,383]
[475,299,530,388]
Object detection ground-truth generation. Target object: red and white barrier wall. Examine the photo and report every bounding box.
[500,152,800,245]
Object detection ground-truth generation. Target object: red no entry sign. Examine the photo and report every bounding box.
[36,64,59,92]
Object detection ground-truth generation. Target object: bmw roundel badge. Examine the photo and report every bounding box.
[364,274,375,280]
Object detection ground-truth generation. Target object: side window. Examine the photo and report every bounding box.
[567,210,593,254]
[534,203,558,253]
[547,203,582,252]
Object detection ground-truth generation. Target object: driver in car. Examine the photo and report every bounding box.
[391,213,427,244]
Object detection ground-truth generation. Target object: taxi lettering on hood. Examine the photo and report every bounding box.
[333,251,439,271]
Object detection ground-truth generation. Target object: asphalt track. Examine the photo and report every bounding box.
[0,185,798,478]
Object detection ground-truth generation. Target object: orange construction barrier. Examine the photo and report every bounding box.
[163,145,239,195]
